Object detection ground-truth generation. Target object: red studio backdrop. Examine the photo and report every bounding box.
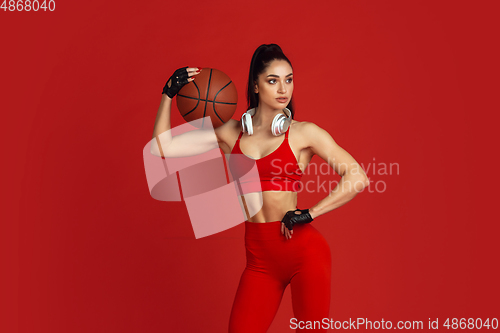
[2,1,499,332]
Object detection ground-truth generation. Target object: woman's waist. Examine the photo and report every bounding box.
[245,205,296,224]
[237,187,298,222]
[244,219,317,240]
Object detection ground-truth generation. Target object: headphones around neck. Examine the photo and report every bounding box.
[241,107,292,136]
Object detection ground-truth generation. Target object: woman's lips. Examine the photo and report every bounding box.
[276,97,288,103]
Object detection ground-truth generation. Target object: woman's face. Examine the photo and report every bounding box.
[255,59,293,110]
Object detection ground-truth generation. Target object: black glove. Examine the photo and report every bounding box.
[281,208,314,231]
[162,66,190,98]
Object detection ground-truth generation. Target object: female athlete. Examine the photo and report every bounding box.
[152,43,369,332]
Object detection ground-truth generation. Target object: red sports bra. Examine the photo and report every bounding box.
[228,125,304,193]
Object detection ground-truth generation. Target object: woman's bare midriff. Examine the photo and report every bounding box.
[242,190,298,223]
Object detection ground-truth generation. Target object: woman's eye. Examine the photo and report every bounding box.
[268,79,292,84]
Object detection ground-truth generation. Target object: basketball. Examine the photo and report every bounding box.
[176,68,238,128]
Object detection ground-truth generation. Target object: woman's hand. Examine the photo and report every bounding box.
[162,66,201,98]
[281,208,314,239]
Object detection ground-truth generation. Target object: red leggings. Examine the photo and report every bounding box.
[229,221,331,332]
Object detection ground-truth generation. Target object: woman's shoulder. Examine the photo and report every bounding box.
[290,119,324,134]
[290,120,336,152]
[214,118,241,145]
[217,118,240,134]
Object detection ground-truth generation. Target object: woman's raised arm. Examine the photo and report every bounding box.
[150,67,220,158]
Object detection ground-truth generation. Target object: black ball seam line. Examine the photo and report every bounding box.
[177,94,237,105]
[212,80,234,124]
[180,81,202,117]
[201,69,213,128]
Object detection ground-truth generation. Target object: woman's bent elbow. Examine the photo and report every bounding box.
[150,146,162,157]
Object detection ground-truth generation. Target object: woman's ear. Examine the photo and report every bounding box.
[254,81,259,94]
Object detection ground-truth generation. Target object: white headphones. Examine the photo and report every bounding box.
[241,107,292,136]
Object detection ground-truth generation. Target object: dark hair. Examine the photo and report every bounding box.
[247,43,295,119]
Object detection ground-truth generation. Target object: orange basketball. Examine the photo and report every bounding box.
[176,68,238,128]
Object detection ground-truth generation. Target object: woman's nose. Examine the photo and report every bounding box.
[278,80,287,93]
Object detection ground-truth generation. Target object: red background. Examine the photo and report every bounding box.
[2,1,499,332]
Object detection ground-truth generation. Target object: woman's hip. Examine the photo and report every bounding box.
[243,221,330,267]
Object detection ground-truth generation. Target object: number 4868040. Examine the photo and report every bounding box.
[1,0,56,11]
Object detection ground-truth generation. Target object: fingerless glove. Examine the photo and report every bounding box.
[281,208,313,231]
[162,66,190,98]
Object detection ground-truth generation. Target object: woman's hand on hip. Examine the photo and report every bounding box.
[281,208,314,240]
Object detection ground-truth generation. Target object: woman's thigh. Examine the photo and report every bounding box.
[228,269,286,333]
[290,225,332,328]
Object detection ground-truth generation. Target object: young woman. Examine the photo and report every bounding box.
[152,44,369,332]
